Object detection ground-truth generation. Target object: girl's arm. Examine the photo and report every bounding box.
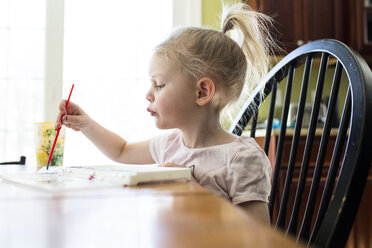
[238,201,270,224]
[81,120,154,164]
[55,100,155,164]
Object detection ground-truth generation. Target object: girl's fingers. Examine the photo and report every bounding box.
[54,111,66,130]
[63,115,77,125]
[59,100,80,115]
[63,115,87,130]
[55,100,86,131]
[58,100,67,111]
[63,122,80,131]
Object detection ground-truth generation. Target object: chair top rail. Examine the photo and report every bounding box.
[229,39,370,137]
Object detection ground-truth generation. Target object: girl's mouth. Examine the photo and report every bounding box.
[147,108,156,116]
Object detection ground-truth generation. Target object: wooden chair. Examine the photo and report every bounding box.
[229,39,372,247]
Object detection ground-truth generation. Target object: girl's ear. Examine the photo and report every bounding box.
[196,78,215,106]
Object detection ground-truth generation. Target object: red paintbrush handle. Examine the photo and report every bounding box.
[46,84,74,169]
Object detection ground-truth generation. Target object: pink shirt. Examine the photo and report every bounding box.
[149,129,272,205]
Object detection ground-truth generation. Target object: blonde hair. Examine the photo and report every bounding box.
[154,3,278,126]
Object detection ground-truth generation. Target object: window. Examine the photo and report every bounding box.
[63,0,173,165]
[0,0,201,166]
[0,0,46,162]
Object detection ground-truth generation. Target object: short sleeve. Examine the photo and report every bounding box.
[149,129,181,164]
[227,141,272,205]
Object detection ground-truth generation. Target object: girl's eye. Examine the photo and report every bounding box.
[155,84,165,89]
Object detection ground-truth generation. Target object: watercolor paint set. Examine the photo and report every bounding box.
[0,164,191,192]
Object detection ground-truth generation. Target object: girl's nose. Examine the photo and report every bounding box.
[146,89,154,103]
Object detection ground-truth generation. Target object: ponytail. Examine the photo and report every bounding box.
[221,3,278,86]
[219,3,280,130]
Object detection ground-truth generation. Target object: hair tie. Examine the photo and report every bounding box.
[222,18,236,33]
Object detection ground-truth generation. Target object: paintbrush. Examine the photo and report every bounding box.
[46,84,74,170]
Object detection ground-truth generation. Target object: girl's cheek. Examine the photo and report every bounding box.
[155,96,169,113]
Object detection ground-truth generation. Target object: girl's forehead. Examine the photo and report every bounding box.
[149,53,179,78]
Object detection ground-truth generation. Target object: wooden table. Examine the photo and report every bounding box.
[0,165,299,248]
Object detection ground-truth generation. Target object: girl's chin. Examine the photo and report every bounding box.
[154,120,164,129]
[155,120,172,130]
[155,123,168,130]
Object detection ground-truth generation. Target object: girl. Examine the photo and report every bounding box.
[55,3,276,223]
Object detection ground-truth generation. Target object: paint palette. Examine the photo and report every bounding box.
[0,164,192,192]
[62,164,192,186]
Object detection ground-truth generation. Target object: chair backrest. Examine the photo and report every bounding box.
[229,39,372,247]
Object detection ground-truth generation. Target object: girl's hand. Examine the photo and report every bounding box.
[54,100,91,132]
[158,162,186,168]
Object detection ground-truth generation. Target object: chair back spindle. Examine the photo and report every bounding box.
[268,63,294,222]
[263,80,277,154]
